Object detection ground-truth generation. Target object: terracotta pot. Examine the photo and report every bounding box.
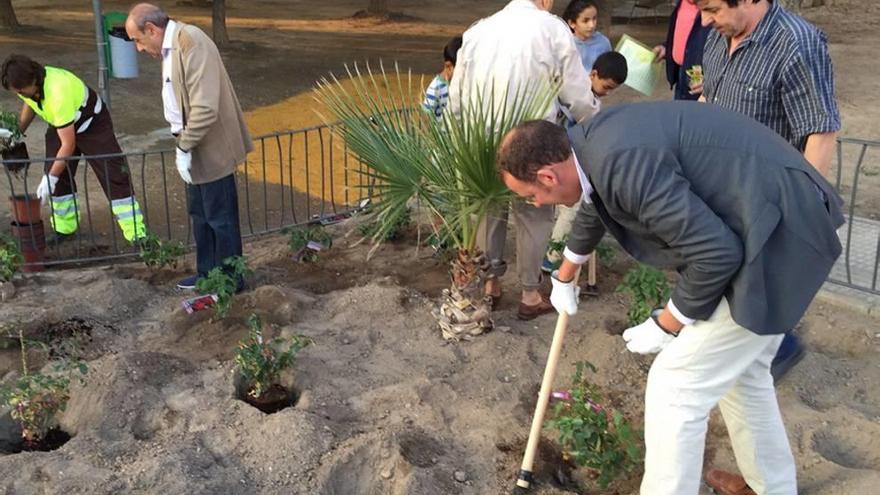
[9,194,42,225]
[9,221,46,273]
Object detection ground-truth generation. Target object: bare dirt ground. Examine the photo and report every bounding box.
[1,1,879,494]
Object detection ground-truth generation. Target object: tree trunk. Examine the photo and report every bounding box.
[367,0,388,15]
[0,0,20,30]
[435,249,494,341]
[212,0,229,47]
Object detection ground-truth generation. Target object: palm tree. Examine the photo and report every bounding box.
[316,63,556,341]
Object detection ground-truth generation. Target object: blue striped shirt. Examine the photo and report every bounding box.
[702,2,840,151]
[422,74,449,121]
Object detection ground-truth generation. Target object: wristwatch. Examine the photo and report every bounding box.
[651,313,679,337]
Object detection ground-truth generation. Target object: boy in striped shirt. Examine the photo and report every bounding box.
[422,35,463,121]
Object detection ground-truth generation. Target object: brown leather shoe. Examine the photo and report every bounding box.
[517,296,554,320]
[705,469,756,495]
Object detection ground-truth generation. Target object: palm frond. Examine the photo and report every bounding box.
[314,63,559,253]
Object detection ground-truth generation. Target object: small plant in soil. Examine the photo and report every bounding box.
[617,264,671,326]
[195,255,251,319]
[545,361,642,490]
[594,240,616,265]
[0,326,87,450]
[358,207,411,241]
[138,233,186,270]
[0,234,24,282]
[234,314,312,413]
[285,225,333,262]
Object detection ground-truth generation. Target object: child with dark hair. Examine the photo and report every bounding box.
[562,0,611,74]
[422,35,463,121]
[543,51,626,294]
[590,51,627,97]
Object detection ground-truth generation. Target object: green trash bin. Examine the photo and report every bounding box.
[103,12,139,79]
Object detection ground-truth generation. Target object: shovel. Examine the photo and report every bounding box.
[513,271,579,493]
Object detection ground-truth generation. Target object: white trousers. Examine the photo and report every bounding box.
[640,298,797,495]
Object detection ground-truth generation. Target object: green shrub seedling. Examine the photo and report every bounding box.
[235,314,312,399]
[617,264,671,326]
[545,361,642,489]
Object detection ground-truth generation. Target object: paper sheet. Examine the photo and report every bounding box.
[615,34,663,96]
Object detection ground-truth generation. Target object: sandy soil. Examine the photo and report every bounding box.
[1,1,880,494]
[0,221,878,494]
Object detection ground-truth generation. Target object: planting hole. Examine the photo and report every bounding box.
[234,380,301,415]
[0,427,71,455]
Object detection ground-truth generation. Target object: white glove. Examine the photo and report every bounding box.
[35,174,59,204]
[0,128,13,139]
[175,147,193,184]
[550,270,580,315]
[622,311,676,354]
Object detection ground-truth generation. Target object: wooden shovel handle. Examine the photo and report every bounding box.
[515,269,579,490]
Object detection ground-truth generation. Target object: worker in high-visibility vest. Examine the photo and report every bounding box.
[1,54,147,243]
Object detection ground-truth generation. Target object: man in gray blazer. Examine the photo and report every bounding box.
[497,102,843,495]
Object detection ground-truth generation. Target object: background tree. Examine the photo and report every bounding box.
[0,0,20,31]
[212,0,229,47]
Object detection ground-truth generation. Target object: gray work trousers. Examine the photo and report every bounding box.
[476,201,554,291]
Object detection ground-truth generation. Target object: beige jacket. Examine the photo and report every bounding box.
[171,23,253,184]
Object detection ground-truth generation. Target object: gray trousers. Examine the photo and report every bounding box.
[476,201,554,291]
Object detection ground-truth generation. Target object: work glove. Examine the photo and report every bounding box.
[175,147,193,184]
[35,174,59,204]
[0,128,12,139]
[550,270,580,315]
[622,310,676,354]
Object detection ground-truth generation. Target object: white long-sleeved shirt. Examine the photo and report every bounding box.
[448,0,600,123]
[161,20,183,134]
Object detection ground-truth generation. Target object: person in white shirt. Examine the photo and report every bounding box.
[448,0,600,320]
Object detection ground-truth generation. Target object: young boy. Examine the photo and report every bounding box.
[545,51,628,296]
[422,35,463,121]
[589,50,627,97]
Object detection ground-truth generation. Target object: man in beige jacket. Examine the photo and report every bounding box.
[126,3,253,290]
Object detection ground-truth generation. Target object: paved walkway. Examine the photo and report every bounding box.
[822,215,880,315]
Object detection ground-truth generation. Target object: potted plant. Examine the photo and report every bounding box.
[0,110,28,173]
[233,313,312,414]
[315,63,557,340]
[0,326,88,452]
[2,111,39,225]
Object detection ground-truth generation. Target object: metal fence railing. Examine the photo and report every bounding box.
[4,129,880,298]
[827,137,880,295]
[1,123,373,269]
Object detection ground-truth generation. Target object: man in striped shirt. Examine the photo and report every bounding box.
[700,0,840,175]
[697,1,840,494]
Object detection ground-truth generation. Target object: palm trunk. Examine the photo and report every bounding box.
[435,249,494,341]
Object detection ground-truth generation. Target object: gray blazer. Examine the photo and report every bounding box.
[567,102,844,335]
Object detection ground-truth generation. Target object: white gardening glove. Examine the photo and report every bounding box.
[35,174,59,204]
[550,270,580,315]
[175,147,193,184]
[0,128,13,139]
[622,310,675,354]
